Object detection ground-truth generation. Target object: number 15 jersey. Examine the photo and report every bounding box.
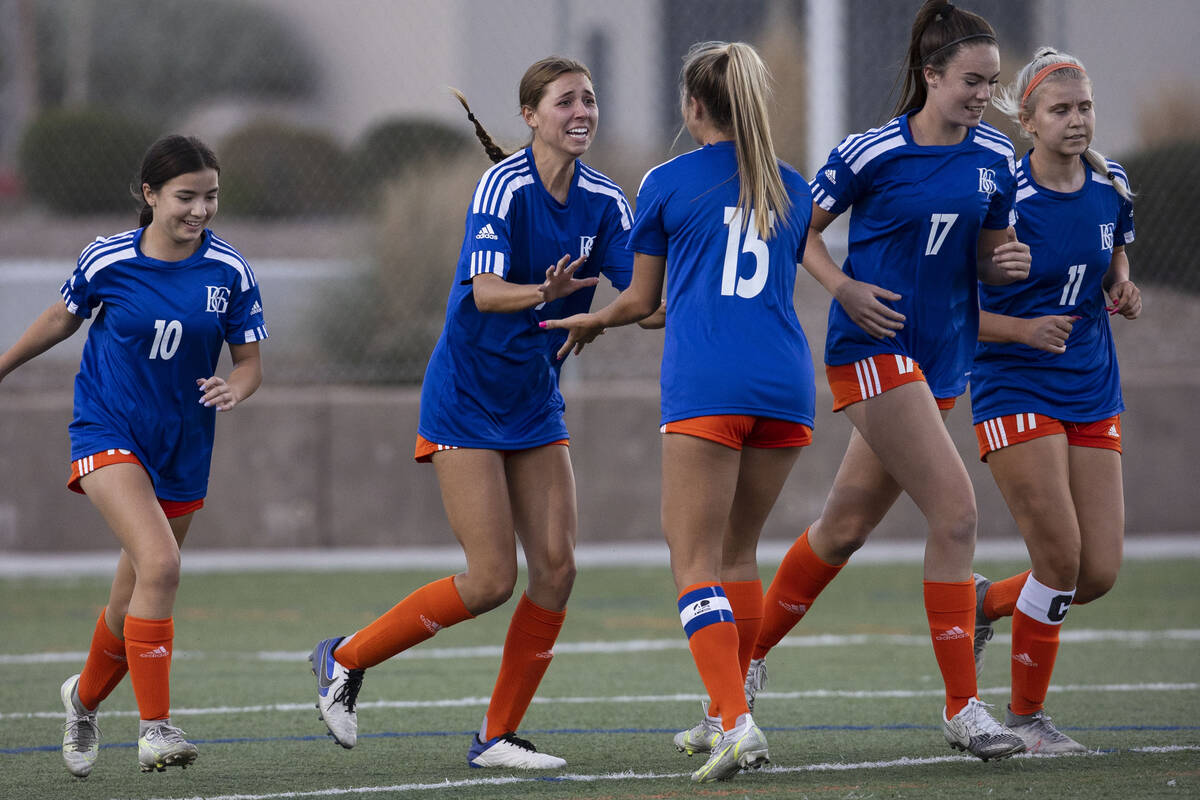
[630,141,816,427]
[810,114,1016,399]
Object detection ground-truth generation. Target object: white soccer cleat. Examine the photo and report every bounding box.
[973,573,995,677]
[60,674,99,778]
[744,657,768,712]
[673,701,723,755]
[1006,707,1088,754]
[137,722,198,772]
[309,636,364,748]
[943,697,1026,761]
[467,732,567,769]
[690,713,769,783]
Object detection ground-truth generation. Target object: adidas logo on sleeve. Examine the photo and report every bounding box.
[475,224,499,240]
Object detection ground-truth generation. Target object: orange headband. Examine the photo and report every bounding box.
[1022,62,1087,105]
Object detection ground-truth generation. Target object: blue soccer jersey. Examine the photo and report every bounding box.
[810,114,1017,399]
[62,228,268,501]
[630,141,816,427]
[970,153,1135,423]
[418,149,633,448]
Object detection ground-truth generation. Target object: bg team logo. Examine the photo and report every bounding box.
[977,167,997,197]
[206,286,230,314]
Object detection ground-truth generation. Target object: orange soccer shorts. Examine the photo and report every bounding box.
[68,449,204,518]
[413,435,570,463]
[974,413,1122,461]
[661,415,813,450]
[826,355,956,412]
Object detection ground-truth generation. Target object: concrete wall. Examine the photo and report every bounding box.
[0,371,1193,554]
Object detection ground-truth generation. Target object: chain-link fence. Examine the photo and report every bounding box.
[2,0,1197,388]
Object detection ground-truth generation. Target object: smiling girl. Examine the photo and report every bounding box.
[969,47,1139,754]
[742,0,1029,760]
[0,134,266,777]
[308,56,633,770]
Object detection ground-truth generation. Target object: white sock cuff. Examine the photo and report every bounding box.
[1015,574,1076,625]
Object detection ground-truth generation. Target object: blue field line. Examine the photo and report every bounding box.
[6,723,1199,757]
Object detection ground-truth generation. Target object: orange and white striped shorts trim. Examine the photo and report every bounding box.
[661,414,813,450]
[826,355,956,412]
[974,413,1122,461]
[68,449,204,518]
[413,434,570,463]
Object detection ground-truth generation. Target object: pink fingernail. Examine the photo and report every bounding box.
[538,321,547,329]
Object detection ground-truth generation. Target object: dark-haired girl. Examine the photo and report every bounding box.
[308,56,633,770]
[0,134,266,776]
[744,0,1028,760]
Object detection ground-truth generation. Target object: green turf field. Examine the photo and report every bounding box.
[2,554,1197,799]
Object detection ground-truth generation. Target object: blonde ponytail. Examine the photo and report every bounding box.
[682,41,790,240]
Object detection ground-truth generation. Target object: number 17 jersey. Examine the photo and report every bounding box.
[810,114,1016,399]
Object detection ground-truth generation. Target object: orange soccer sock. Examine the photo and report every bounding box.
[123,615,173,722]
[1009,609,1063,715]
[481,594,566,741]
[76,609,129,711]
[708,579,762,719]
[680,583,747,731]
[983,570,1031,620]
[334,575,474,670]
[753,528,844,659]
[923,580,978,718]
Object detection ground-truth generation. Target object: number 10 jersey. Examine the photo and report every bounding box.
[60,227,268,501]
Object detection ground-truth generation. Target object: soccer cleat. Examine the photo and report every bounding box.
[467,732,567,769]
[60,674,99,778]
[673,701,722,756]
[309,636,364,748]
[973,573,995,677]
[137,722,198,772]
[690,713,769,783]
[1006,707,1088,754]
[744,657,767,712]
[942,697,1026,761]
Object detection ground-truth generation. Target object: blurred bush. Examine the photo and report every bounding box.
[315,156,486,382]
[219,121,350,218]
[1119,139,1200,293]
[350,118,473,201]
[33,0,317,120]
[17,108,155,214]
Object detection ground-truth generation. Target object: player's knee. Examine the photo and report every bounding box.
[1074,568,1118,604]
[929,502,977,549]
[461,569,518,613]
[814,513,875,560]
[1033,545,1081,591]
[133,551,181,595]
[528,553,576,607]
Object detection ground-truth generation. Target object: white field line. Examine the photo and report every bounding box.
[3,680,1196,722]
[4,627,1198,667]
[110,745,1200,800]
[3,533,1199,577]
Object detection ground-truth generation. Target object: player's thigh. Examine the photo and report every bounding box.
[1069,445,1125,593]
[988,434,1081,575]
[432,447,518,569]
[505,443,578,566]
[79,463,177,568]
[817,427,904,534]
[662,432,742,588]
[722,445,803,573]
[841,382,973,524]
